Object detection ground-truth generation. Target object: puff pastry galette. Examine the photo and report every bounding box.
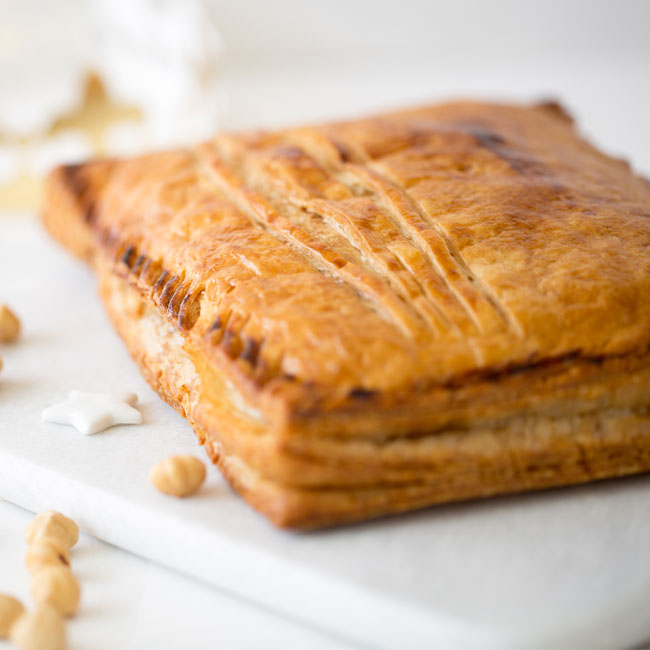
[42,101,650,528]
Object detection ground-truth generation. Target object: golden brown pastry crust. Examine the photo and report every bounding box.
[42,101,650,528]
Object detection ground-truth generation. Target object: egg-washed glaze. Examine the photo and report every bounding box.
[42,101,650,528]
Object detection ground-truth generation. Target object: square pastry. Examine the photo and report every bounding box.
[42,101,650,528]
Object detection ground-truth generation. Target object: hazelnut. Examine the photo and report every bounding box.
[25,538,70,574]
[9,606,65,650]
[31,566,80,617]
[151,455,206,497]
[0,304,20,343]
[25,511,79,549]
[0,594,24,638]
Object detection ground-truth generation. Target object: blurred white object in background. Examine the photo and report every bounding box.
[0,0,89,136]
[1,0,648,212]
[93,0,223,153]
[0,0,223,208]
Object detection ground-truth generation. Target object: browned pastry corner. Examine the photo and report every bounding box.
[42,100,650,529]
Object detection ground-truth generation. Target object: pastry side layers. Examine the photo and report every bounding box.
[98,267,650,528]
[41,100,650,527]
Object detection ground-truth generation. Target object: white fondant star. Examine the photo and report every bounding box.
[42,390,143,435]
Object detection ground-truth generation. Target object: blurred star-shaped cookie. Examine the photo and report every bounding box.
[42,390,142,435]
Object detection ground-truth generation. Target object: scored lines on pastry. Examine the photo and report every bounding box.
[41,390,142,435]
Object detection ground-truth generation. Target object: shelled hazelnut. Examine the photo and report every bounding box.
[25,511,78,549]
[151,455,206,497]
[30,566,80,617]
[0,594,24,638]
[9,606,65,650]
[0,304,20,343]
[25,538,70,574]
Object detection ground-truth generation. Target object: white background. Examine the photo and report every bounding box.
[209,0,650,177]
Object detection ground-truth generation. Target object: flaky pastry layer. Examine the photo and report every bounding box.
[101,267,650,528]
[42,100,650,527]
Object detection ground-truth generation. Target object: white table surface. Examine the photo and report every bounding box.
[2,47,650,650]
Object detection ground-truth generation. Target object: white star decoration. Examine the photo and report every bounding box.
[42,390,143,435]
